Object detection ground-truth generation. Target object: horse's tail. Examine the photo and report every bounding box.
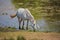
[10,13,16,18]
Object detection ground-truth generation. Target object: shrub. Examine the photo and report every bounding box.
[4,37,14,40]
[9,37,14,40]
[17,36,26,40]
[4,37,7,40]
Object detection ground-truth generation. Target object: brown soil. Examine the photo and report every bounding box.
[0,31,60,40]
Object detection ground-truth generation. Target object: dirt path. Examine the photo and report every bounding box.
[0,31,60,40]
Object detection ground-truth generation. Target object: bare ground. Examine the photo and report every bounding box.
[0,31,60,40]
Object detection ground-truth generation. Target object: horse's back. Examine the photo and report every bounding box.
[18,8,25,13]
[17,8,27,19]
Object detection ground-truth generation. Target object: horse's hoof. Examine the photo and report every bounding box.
[33,30,36,32]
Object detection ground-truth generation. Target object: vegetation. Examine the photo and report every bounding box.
[3,36,26,40]
[17,36,26,40]
[11,0,60,21]
[0,27,16,32]
[4,37,14,40]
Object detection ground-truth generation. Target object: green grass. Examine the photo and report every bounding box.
[0,27,16,32]
[3,36,26,40]
[17,36,26,40]
[4,37,14,40]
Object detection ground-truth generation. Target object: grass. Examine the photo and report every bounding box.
[4,37,14,40]
[0,27,16,32]
[3,36,26,40]
[17,36,26,40]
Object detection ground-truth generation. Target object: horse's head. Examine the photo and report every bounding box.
[30,19,40,31]
[30,19,36,29]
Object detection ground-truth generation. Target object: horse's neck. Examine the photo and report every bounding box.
[25,9,34,18]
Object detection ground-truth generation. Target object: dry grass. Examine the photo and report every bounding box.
[0,30,60,40]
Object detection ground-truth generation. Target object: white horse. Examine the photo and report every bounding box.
[10,8,36,31]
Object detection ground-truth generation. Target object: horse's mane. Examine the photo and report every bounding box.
[25,9,34,20]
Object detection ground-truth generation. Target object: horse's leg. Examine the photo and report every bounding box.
[18,18,22,30]
[22,20,24,30]
[26,20,29,30]
[32,26,35,32]
[19,20,22,30]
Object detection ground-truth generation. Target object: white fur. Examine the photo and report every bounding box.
[11,8,36,30]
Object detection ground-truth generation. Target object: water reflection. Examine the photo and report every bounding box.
[47,20,60,32]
